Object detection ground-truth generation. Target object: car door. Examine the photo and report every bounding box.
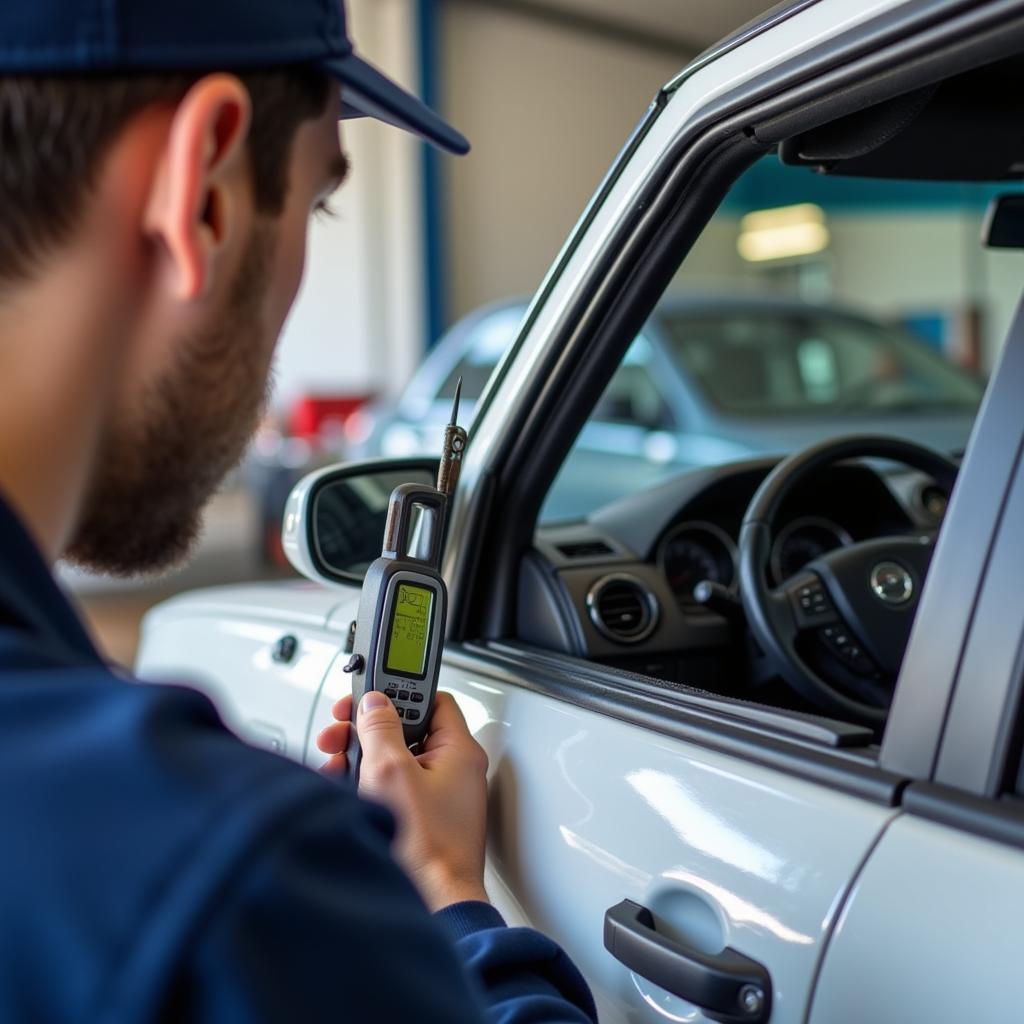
[807,306,1024,1023]
[423,4,1014,1022]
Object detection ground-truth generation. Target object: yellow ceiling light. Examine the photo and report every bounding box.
[737,203,830,262]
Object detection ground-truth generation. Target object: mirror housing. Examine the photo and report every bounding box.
[281,458,439,586]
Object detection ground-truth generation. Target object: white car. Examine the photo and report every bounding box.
[138,2,1024,1022]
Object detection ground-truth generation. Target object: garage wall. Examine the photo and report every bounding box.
[440,2,690,321]
[682,213,1023,371]
[270,0,427,408]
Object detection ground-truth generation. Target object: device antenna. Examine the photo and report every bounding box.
[437,377,468,497]
[450,376,463,426]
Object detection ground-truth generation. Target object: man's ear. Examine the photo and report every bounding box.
[144,74,252,301]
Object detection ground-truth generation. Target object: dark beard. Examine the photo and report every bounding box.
[65,227,276,577]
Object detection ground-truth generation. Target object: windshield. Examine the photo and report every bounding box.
[659,307,984,417]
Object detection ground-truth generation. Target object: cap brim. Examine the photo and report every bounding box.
[324,51,469,156]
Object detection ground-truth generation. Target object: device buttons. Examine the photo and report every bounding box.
[396,691,409,701]
[410,692,424,703]
[384,688,398,699]
[396,706,406,719]
[405,708,421,722]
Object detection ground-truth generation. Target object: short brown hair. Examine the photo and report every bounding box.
[0,66,331,283]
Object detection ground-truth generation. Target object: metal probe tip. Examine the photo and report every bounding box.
[450,377,463,426]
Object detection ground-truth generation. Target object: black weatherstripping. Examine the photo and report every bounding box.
[447,642,907,806]
[604,900,771,1024]
[904,781,1024,852]
[487,640,874,748]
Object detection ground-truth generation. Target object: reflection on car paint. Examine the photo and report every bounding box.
[628,769,787,883]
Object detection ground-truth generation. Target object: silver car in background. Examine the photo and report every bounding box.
[361,294,982,519]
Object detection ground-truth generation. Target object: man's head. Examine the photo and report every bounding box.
[0,69,347,575]
[0,0,467,577]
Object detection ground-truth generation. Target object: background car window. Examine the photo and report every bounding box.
[591,338,676,430]
[664,310,983,417]
[542,155,1022,522]
[438,305,526,402]
[437,318,674,430]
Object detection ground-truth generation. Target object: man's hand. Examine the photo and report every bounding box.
[317,690,490,913]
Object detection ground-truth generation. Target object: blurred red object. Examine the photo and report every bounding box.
[288,395,373,441]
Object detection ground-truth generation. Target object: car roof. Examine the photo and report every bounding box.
[665,0,823,94]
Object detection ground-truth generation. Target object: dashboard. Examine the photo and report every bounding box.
[521,456,950,693]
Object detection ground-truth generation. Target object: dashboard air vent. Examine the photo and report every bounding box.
[587,574,659,644]
[557,540,613,559]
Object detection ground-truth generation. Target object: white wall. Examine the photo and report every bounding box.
[681,210,1024,371]
[440,2,689,320]
[270,0,426,409]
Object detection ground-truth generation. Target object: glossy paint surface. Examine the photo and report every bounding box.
[137,583,349,760]
[810,815,1024,1023]
[437,658,894,1024]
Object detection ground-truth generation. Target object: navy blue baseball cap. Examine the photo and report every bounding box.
[0,0,469,155]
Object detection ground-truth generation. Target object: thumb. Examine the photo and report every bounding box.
[357,691,413,778]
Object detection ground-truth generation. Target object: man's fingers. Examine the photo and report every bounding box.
[316,720,350,755]
[332,694,353,724]
[356,691,414,779]
[420,692,473,754]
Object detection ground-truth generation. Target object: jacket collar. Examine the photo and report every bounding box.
[0,491,104,667]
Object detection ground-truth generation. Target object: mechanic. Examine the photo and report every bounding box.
[0,2,596,1022]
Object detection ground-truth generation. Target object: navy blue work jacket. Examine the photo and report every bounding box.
[0,495,596,1023]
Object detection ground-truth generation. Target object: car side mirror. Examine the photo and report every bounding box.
[281,458,439,586]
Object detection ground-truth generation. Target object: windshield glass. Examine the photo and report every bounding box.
[541,153,1021,522]
[660,307,983,417]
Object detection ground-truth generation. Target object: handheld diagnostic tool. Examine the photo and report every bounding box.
[343,382,467,776]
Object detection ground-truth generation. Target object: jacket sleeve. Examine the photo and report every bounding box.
[437,902,598,1024]
[169,788,597,1024]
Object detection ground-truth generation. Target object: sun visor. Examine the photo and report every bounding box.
[780,56,1024,182]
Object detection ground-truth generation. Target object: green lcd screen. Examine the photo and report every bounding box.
[384,583,434,679]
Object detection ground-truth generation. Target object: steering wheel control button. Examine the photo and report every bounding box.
[870,562,914,605]
[790,578,838,628]
[819,626,879,676]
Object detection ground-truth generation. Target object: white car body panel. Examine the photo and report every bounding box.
[809,815,1024,1023]
[138,582,350,759]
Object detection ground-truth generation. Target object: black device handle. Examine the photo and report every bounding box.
[382,483,448,566]
[604,900,772,1024]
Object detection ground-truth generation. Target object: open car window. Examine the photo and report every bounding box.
[541,154,1020,523]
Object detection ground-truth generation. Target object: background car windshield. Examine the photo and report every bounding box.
[541,154,1021,522]
[661,308,983,416]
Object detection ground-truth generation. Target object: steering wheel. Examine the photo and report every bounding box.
[738,436,959,727]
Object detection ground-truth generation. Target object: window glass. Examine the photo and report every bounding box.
[663,310,982,417]
[542,154,1021,522]
[592,338,676,429]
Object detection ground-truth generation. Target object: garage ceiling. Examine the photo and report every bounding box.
[527,0,779,48]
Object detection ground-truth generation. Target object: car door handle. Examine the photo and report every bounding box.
[604,899,772,1024]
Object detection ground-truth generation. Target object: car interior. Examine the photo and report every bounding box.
[502,48,1024,739]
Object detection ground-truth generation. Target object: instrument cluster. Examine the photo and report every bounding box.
[658,516,855,607]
